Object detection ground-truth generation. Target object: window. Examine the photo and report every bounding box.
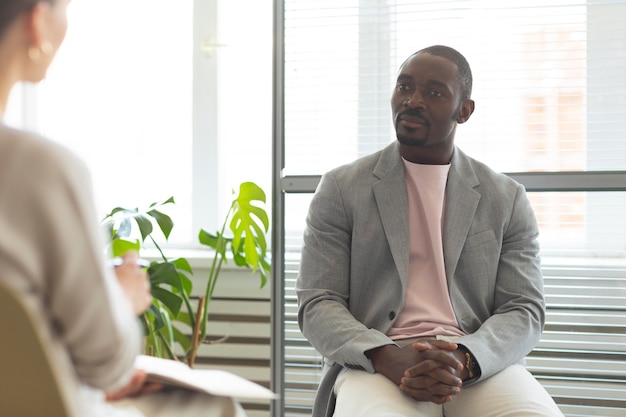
[6,0,273,248]
[282,0,626,174]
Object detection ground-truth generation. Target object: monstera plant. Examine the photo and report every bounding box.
[102,181,270,367]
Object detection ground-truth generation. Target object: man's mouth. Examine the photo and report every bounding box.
[399,113,428,128]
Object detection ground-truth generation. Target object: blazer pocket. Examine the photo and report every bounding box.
[466,229,497,248]
[457,229,498,283]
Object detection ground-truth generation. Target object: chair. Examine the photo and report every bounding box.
[0,280,75,417]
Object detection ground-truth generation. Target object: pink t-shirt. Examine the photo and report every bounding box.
[387,159,465,340]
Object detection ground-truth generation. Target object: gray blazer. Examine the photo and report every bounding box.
[296,142,545,417]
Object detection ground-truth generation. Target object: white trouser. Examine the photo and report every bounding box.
[333,364,564,417]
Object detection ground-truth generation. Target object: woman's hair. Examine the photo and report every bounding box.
[0,0,53,40]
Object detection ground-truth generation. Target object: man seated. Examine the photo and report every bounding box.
[296,45,564,417]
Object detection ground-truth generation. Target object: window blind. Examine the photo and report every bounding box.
[282,0,626,176]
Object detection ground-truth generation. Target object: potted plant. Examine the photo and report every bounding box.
[102,181,270,367]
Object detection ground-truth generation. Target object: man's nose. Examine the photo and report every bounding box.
[405,92,425,108]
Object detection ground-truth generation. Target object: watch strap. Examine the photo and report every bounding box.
[458,344,480,381]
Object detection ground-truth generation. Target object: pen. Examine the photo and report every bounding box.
[110,257,151,268]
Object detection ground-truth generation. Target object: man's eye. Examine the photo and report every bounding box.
[397,84,410,91]
[429,90,443,97]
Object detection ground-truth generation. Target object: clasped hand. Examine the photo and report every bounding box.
[368,340,465,404]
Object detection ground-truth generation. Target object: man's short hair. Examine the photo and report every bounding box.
[405,45,473,101]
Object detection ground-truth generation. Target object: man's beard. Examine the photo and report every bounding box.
[394,103,462,147]
[396,131,428,147]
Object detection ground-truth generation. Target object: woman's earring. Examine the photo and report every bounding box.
[28,41,53,61]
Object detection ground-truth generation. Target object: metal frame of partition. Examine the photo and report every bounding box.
[270,1,286,416]
[281,172,626,194]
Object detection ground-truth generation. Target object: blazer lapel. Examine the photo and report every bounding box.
[372,143,409,290]
[443,149,481,281]
[369,145,481,289]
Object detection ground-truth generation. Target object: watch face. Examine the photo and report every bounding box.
[468,354,479,376]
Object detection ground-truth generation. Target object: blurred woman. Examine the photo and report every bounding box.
[0,1,246,416]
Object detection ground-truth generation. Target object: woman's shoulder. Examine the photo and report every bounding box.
[0,123,87,179]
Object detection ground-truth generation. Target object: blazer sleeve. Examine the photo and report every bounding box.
[296,172,395,372]
[455,181,545,382]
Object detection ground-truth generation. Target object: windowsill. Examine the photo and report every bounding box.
[139,247,273,270]
[138,247,272,299]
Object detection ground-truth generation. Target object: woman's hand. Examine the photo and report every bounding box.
[105,369,163,401]
[114,251,152,315]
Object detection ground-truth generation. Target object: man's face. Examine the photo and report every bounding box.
[391,52,472,163]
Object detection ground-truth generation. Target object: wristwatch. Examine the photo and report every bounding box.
[458,345,480,381]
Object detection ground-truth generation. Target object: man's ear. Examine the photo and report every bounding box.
[457,99,475,124]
